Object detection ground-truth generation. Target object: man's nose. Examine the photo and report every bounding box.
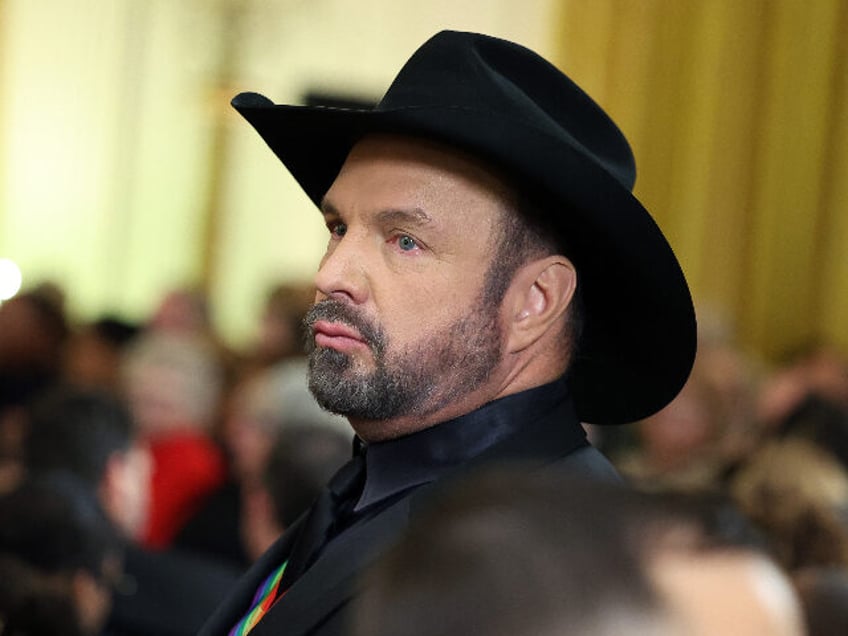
[314,233,369,305]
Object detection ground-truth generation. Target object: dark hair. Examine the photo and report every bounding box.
[779,395,848,471]
[263,425,351,527]
[354,471,653,636]
[0,475,122,580]
[353,467,771,636]
[484,189,585,360]
[795,566,848,636]
[0,290,69,371]
[0,555,86,636]
[89,316,141,349]
[25,386,136,488]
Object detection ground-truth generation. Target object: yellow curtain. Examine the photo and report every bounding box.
[554,0,848,362]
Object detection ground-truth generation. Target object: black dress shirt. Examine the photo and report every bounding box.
[353,375,591,515]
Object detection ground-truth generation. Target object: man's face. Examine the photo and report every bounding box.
[305,135,516,440]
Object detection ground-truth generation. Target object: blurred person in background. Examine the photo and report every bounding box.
[728,435,848,636]
[241,282,316,375]
[0,285,68,380]
[757,341,848,431]
[176,358,348,568]
[0,476,123,636]
[23,384,240,636]
[146,285,239,391]
[223,360,347,489]
[774,392,848,475]
[729,436,848,573]
[147,285,213,338]
[615,336,759,491]
[63,316,141,395]
[618,363,725,488]
[25,385,151,542]
[121,330,228,550]
[0,554,86,636]
[245,423,352,561]
[0,285,69,493]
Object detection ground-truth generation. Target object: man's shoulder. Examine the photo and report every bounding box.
[545,445,622,482]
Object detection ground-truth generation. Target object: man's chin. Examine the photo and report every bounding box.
[308,352,364,409]
[307,358,408,422]
[307,378,371,419]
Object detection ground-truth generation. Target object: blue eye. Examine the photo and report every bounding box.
[398,235,417,251]
[331,223,347,238]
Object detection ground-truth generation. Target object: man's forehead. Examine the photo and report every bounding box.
[322,133,520,215]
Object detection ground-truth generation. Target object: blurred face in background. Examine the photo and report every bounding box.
[121,333,223,437]
[221,377,277,485]
[637,377,718,470]
[100,441,152,541]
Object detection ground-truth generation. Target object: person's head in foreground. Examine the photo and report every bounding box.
[352,468,805,636]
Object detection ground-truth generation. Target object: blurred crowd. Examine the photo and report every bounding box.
[598,320,848,635]
[1,281,847,635]
[0,281,350,636]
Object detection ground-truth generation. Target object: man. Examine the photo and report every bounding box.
[351,468,804,636]
[200,30,696,636]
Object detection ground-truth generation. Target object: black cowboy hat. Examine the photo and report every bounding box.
[231,30,697,425]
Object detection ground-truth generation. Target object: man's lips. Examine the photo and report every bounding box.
[312,320,368,351]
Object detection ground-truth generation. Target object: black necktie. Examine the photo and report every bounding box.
[275,448,367,594]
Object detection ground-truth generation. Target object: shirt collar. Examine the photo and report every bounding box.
[354,376,583,511]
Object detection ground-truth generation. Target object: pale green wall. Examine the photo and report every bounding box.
[0,0,558,347]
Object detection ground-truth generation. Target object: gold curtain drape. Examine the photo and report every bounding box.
[554,0,848,362]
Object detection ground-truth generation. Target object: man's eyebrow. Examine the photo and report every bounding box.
[376,208,434,228]
[318,199,434,228]
[319,198,340,218]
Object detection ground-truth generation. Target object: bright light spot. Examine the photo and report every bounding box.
[0,259,23,300]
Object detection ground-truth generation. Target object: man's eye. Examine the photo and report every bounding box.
[397,235,418,251]
[330,223,347,238]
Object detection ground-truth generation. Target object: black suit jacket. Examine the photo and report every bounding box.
[198,389,618,636]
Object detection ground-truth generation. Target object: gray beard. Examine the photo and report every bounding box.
[304,295,502,423]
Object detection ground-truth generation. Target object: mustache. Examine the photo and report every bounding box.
[304,299,384,352]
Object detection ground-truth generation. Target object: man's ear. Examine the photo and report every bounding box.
[504,255,577,354]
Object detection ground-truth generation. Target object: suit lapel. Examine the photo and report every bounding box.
[251,495,411,636]
[198,518,301,636]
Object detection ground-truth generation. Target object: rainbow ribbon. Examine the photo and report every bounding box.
[229,560,288,636]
